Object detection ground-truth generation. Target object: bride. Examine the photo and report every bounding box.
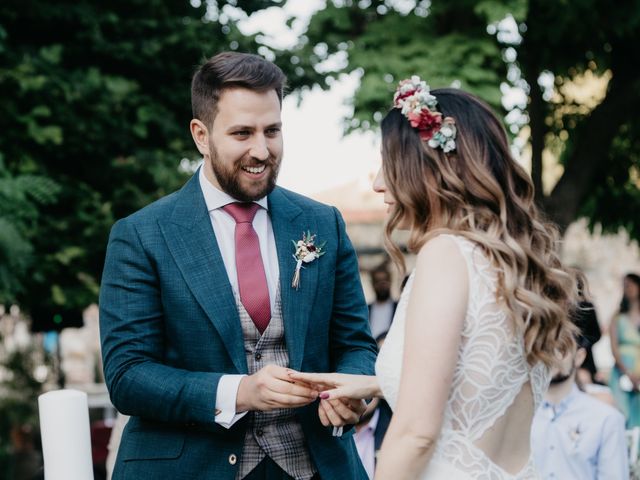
[290,77,578,479]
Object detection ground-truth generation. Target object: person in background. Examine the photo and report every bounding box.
[572,277,602,383]
[353,333,393,479]
[609,272,640,428]
[531,336,629,479]
[367,264,397,340]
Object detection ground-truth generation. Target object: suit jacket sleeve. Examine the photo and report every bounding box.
[329,207,377,376]
[99,218,222,426]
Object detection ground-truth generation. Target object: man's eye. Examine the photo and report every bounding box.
[233,130,250,136]
[266,128,281,136]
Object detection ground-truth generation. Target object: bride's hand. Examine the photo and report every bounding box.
[287,371,380,400]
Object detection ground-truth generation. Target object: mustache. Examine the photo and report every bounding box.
[550,373,572,384]
[238,154,280,169]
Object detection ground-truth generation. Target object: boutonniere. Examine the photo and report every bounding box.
[568,423,583,450]
[291,231,326,290]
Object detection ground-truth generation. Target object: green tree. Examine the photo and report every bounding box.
[0,157,59,303]
[280,0,640,235]
[0,1,279,320]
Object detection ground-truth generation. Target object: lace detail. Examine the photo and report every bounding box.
[376,234,549,480]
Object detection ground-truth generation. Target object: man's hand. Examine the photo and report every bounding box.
[236,364,318,412]
[318,398,367,428]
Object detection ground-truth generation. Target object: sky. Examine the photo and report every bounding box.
[237,1,382,196]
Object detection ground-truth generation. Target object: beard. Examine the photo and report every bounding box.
[209,143,281,202]
[550,364,576,385]
[375,290,391,302]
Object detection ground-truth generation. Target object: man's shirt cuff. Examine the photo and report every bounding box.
[215,374,248,428]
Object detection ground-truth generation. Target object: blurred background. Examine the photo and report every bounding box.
[1,0,639,478]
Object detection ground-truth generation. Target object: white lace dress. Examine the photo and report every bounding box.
[376,235,549,480]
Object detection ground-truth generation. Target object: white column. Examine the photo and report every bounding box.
[38,389,94,480]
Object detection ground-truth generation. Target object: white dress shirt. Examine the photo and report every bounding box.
[199,167,279,428]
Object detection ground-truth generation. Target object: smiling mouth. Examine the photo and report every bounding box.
[242,165,266,175]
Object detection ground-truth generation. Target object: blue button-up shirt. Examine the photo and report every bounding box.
[531,385,629,480]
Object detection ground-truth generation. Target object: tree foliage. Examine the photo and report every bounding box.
[280,0,640,236]
[0,0,278,316]
[0,157,59,303]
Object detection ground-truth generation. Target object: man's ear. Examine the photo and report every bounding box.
[190,119,210,157]
[574,347,588,368]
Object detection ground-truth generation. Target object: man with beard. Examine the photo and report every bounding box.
[530,337,629,479]
[367,264,397,340]
[99,52,377,480]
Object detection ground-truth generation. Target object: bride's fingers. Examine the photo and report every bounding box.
[288,371,338,386]
[318,387,352,401]
[320,399,345,426]
[318,402,331,427]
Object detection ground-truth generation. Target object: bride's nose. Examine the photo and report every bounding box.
[372,168,386,193]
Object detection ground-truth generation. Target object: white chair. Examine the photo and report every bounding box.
[627,426,640,466]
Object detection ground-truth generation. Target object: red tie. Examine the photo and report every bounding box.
[222,202,271,334]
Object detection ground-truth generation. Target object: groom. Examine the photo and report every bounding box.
[99,51,377,479]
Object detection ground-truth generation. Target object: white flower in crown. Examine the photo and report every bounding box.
[444,139,456,152]
[427,117,457,152]
[291,231,326,290]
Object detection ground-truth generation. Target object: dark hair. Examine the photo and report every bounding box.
[620,273,640,313]
[379,87,578,367]
[191,51,287,128]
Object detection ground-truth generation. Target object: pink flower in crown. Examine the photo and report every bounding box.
[408,109,442,140]
[394,85,417,105]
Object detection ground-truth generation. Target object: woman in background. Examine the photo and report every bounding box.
[609,272,640,428]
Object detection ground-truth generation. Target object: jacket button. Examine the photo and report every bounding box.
[229,453,237,465]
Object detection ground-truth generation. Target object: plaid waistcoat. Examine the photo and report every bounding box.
[235,288,317,480]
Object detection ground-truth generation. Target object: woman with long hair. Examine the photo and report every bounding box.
[609,272,640,428]
[290,78,578,479]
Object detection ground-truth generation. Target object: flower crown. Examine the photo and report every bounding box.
[393,76,457,153]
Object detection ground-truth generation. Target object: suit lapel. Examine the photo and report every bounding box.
[159,173,247,374]
[269,188,318,371]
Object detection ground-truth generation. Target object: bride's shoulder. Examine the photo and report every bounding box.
[417,233,466,257]
[415,234,468,275]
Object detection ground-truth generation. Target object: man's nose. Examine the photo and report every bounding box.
[250,135,270,161]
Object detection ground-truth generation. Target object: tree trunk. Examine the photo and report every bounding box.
[527,72,545,205]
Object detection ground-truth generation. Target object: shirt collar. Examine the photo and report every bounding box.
[542,384,581,416]
[198,165,269,212]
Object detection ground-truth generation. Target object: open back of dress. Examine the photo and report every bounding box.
[376,234,549,480]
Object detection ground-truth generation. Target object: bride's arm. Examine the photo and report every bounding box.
[374,236,468,480]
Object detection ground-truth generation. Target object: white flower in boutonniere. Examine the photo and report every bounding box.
[568,423,583,451]
[291,231,326,290]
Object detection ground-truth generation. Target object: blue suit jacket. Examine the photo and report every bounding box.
[99,172,377,479]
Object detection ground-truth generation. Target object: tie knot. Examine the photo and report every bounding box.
[223,202,260,224]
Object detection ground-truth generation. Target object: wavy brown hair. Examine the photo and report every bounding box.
[381,88,577,367]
